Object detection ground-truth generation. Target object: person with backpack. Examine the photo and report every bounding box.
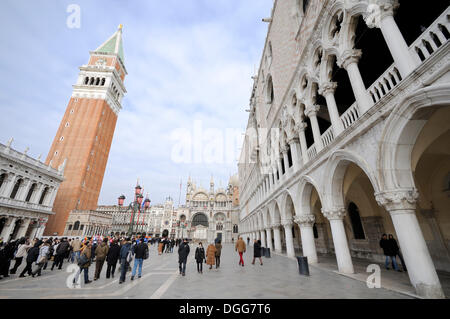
[178,238,190,276]
[94,237,109,280]
[77,240,93,285]
[106,239,120,279]
[194,242,206,274]
[52,237,70,270]
[119,238,132,284]
[31,240,50,277]
[131,237,149,280]
[19,240,41,277]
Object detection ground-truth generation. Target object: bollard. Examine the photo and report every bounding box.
[296,256,309,276]
[265,247,271,258]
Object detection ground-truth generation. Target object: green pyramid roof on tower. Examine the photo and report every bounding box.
[94,25,125,63]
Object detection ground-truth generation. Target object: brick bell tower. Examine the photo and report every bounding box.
[44,25,127,235]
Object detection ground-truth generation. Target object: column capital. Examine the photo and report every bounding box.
[281,219,293,228]
[295,122,308,133]
[271,222,281,229]
[305,104,320,118]
[294,214,315,227]
[322,207,346,220]
[364,2,398,29]
[318,81,337,96]
[375,188,419,212]
[287,136,300,145]
[337,49,362,69]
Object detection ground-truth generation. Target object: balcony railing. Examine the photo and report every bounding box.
[0,196,53,214]
[321,126,335,148]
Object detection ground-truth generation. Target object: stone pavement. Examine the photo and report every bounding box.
[0,244,411,299]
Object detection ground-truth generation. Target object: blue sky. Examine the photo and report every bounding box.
[0,0,273,206]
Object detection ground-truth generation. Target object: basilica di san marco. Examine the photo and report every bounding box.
[0,0,449,305]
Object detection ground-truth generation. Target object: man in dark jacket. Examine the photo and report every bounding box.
[0,240,17,278]
[19,240,41,277]
[131,238,149,280]
[51,238,70,270]
[106,240,120,279]
[178,238,190,276]
[379,234,400,271]
[119,238,132,284]
[252,240,263,265]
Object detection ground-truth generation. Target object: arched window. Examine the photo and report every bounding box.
[68,224,73,231]
[73,221,80,231]
[25,183,36,202]
[10,178,23,199]
[192,213,208,227]
[216,223,223,231]
[39,187,49,205]
[266,75,274,105]
[101,78,106,86]
[348,202,365,239]
[233,224,238,233]
[90,77,95,85]
[0,173,6,190]
[84,77,89,85]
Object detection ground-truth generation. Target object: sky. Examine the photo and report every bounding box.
[0,0,273,206]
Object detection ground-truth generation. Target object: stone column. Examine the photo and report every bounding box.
[365,3,419,78]
[376,189,445,298]
[276,156,283,181]
[17,179,32,202]
[1,174,17,198]
[16,218,31,238]
[319,82,344,136]
[31,183,44,204]
[322,208,354,274]
[266,227,274,252]
[260,229,267,248]
[294,215,318,264]
[282,147,290,176]
[305,104,323,152]
[282,219,295,258]
[1,217,17,241]
[272,223,282,253]
[287,137,302,171]
[296,122,309,164]
[338,50,373,114]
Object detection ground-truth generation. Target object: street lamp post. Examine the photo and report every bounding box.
[118,184,151,237]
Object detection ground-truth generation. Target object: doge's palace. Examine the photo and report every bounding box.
[238,0,450,299]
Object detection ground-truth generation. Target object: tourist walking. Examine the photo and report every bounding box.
[178,238,190,276]
[215,240,222,268]
[379,234,400,271]
[131,238,149,280]
[235,236,246,267]
[106,239,120,278]
[19,240,41,277]
[206,242,216,270]
[10,238,32,274]
[70,237,82,263]
[94,238,109,280]
[158,239,164,255]
[195,242,205,274]
[32,240,51,277]
[252,239,263,265]
[77,240,92,284]
[247,237,250,246]
[119,238,133,284]
[389,234,407,272]
[52,237,70,270]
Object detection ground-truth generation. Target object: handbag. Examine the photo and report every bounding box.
[126,249,133,263]
[77,254,89,267]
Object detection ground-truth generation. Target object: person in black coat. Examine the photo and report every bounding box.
[379,234,400,271]
[0,240,17,278]
[19,240,41,277]
[106,240,120,279]
[195,242,206,274]
[131,238,149,280]
[389,234,406,272]
[252,240,263,266]
[178,239,190,276]
[52,238,70,270]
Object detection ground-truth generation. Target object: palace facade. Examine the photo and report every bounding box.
[238,0,449,298]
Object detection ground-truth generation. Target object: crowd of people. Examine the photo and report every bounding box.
[0,233,407,285]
